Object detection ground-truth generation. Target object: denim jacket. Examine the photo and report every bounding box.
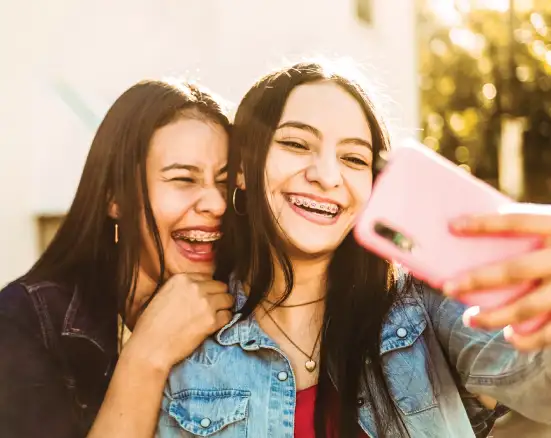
[0,280,118,437]
[158,277,551,438]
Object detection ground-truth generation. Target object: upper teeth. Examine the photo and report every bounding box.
[174,230,222,242]
[288,195,339,214]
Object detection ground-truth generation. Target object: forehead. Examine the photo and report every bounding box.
[148,118,228,168]
[278,81,373,141]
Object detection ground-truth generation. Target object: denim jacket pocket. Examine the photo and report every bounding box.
[381,299,439,416]
[168,389,250,437]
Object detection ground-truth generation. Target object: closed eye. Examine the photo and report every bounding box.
[170,177,195,183]
[277,140,309,151]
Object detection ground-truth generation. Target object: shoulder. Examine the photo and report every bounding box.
[0,279,72,311]
[392,267,453,317]
[0,279,72,338]
[380,273,427,354]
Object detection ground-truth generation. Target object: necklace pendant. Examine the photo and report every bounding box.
[305,360,317,372]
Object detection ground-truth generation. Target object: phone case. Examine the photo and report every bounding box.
[354,139,547,334]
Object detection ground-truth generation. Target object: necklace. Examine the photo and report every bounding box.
[263,296,325,308]
[261,305,322,372]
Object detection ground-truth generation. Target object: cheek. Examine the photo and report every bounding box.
[148,184,196,233]
[264,148,307,193]
[346,172,373,209]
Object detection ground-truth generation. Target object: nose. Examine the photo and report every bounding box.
[305,151,343,190]
[195,186,227,218]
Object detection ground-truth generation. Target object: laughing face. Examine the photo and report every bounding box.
[140,117,228,278]
[264,81,374,257]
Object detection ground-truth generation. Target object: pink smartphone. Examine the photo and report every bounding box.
[354,139,547,334]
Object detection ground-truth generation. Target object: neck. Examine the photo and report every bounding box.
[257,252,329,356]
[268,252,332,306]
[123,268,158,330]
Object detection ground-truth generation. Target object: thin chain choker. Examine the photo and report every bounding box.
[263,296,325,308]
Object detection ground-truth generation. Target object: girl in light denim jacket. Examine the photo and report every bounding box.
[157,61,551,438]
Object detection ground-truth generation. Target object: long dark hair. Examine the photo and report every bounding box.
[216,62,408,437]
[24,80,231,328]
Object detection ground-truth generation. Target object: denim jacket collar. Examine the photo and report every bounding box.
[216,279,281,352]
[216,313,271,350]
[216,279,427,358]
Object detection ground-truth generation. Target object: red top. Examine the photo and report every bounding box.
[294,385,370,438]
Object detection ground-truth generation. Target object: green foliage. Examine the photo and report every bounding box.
[418,0,551,201]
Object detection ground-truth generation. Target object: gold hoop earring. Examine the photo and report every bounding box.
[232,188,247,216]
[114,223,119,244]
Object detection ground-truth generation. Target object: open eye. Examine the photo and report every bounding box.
[343,156,370,167]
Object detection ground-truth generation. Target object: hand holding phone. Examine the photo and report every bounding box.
[354,139,547,334]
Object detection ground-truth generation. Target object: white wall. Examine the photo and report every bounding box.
[0,0,419,285]
[0,1,39,286]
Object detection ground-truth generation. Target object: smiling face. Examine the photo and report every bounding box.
[263,81,374,257]
[140,117,228,279]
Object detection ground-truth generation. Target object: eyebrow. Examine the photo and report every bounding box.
[277,120,372,151]
[161,163,228,175]
[340,137,373,151]
[277,121,322,139]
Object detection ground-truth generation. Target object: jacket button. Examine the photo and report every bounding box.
[357,397,365,406]
[277,371,288,381]
[200,417,211,428]
[396,327,408,338]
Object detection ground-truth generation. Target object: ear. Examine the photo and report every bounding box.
[236,162,246,190]
[108,200,120,220]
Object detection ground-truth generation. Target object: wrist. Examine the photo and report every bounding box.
[119,338,172,378]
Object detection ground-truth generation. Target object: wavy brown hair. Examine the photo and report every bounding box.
[25,80,231,331]
[216,62,408,437]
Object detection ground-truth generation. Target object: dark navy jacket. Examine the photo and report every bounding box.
[0,280,118,437]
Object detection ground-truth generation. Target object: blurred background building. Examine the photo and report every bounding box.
[1,1,550,435]
[0,0,418,286]
[3,0,551,278]
[2,0,550,285]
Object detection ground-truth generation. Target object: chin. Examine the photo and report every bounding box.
[285,239,340,258]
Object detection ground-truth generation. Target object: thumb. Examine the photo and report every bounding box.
[184,273,213,282]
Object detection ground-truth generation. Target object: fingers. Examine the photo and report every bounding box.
[443,247,551,294]
[172,273,228,294]
[203,281,228,294]
[205,310,233,334]
[464,280,551,330]
[450,206,551,237]
[215,310,233,328]
[504,322,551,352]
[208,293,235,311]
[185,273,213,282]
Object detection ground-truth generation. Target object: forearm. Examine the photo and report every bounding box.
[419,283,551,423]
[467,348,551,424]
[88,344,170,438]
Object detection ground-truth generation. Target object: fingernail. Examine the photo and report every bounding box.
[443,281,459,296]
[463,306,480,328]
[503,325,515,341]
[450,217,470,230]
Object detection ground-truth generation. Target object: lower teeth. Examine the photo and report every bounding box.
[295,204,335,217]
[180,238,216,243]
